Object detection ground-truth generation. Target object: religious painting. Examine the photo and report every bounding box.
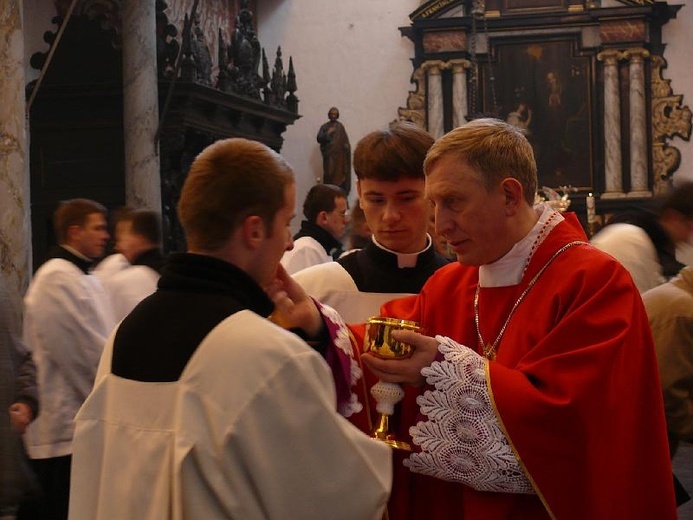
[482,38,594,190]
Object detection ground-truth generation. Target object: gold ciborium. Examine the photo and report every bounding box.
[364,316,422,451]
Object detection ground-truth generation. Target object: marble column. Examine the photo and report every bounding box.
[0,0,31,314]
[623,48,651,197]
[122,0,162,210]
[425,61,445,139]
[450,59,470,129]
[598,50,625,199]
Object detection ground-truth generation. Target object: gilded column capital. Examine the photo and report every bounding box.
[421,60,446,74]
[622,48,650,63]
[448,59,471,73]
[597,49,623,64]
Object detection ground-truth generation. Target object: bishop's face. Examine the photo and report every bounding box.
[426,156,514,266]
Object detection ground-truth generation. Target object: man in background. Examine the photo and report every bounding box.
[280,183,347,274]
[643,265,693,458]
[294,121,450,323]
[23,199,115,520]
[101,209,165,321]
[92,207,132,284]
[1,279,39,519]
[591,182,693,292]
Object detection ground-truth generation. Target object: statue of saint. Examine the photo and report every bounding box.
[317,107,351,194]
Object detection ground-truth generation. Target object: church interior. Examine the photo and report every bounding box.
[2,0,693,516]
[7,0,692,272]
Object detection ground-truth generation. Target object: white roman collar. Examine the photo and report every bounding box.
[478,204,563,288]
[372,235,433,268]
[60,244,93,263]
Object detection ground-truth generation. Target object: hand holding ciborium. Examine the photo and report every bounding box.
[364,316,423,451]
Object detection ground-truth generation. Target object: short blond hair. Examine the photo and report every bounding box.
[178,138,294,251]
[424,118,537,205]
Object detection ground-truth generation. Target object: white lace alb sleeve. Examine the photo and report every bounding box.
[404,336,535,494]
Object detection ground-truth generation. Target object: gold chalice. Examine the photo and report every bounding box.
[364,316,422,451]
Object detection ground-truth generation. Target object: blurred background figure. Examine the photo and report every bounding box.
[643,265,693,458]
[281,183,347,274]
[93,207,132,283]
[1,280,39,520]
[100,209,165,322]
[22,199,115,520]
[643,265,693,506]
[340,200,371,257]
[591,182,693,293]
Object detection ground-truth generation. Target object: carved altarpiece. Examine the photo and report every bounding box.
[399,0,691,226]
[28,0,300,263]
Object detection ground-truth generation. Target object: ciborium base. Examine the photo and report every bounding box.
[371,413,411,452]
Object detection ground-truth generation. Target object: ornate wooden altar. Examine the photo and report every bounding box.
[28,0,300,264]
[399,0,691,227]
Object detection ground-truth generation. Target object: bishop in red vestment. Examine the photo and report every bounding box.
[355,119,677,520]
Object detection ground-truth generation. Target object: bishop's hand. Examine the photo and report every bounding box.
[362,329,439,386]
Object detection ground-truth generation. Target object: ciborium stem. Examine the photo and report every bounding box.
[370,380,411,451]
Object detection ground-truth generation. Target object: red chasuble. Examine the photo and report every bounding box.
[350,216,677,519]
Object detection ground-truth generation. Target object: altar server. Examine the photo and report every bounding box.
[68,138,391,520]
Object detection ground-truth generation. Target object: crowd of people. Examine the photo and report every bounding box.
[2,117,692,520]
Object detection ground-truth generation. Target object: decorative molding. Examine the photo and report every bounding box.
[398,65,427,129]
[650,55,692,195]
[410,0,460,20]
[423,30,467,53]
[599,20,646,44]
[614,0,655,5]
[397,58,472,129]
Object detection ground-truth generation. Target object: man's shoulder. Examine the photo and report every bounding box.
[109,265,159,286]
[291,235,322,249]
[294,262,354,291]
[194,311,321,371]
[591,223,652,251]
[643,274,693,314]
[281,237,331,274]
[30,258,85,288]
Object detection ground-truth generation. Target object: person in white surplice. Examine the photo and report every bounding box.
[23,198,115,520]
[68,138,392,520]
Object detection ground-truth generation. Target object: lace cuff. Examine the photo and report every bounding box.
[316,301,363,418]
[404,336,534,494]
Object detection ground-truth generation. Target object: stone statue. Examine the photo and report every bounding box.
[317,107,351,194]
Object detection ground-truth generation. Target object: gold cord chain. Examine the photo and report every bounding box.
[474,241,588,360]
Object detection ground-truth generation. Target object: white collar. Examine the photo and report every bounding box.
[60,244,93,263]
[478,204,563,288]
[372,235,432,268]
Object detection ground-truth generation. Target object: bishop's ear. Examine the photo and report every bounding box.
[500,177,524,215]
